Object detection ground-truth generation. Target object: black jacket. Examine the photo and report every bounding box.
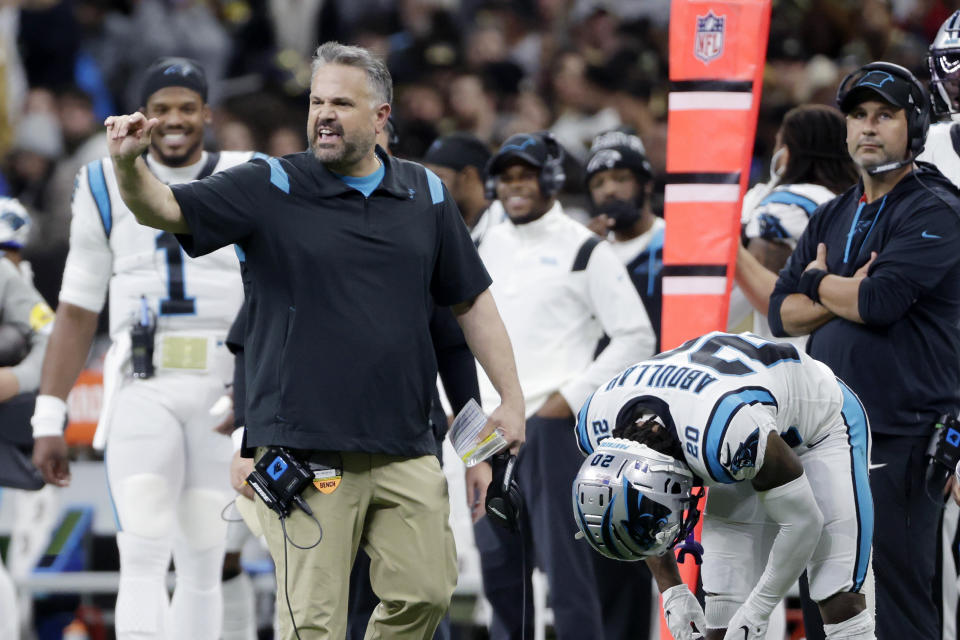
[769,163,960,435]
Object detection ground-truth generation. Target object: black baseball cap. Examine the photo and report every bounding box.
[839,68,915,113]
[487,133,551,177]
[423,133,491,172]
[140,57,208,107]
[584,130,653,184]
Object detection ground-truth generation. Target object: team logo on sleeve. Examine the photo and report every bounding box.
[695,11,725,64]
[758,214,790,240]
[721,428,760,474]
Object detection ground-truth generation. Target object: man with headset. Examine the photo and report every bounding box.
[768,61,960,640]
[466,131,655,639]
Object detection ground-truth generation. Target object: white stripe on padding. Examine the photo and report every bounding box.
[662,276,727,295]
[664,184,741,203]
[669,92,753,110]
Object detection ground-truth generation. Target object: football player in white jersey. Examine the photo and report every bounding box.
[920,11,960,188]
[923,13,960,638]
[732,105,858,348]
[29,58,251,640]
[573,331,875,640]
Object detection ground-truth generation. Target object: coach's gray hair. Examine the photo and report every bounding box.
[311,42,393,106]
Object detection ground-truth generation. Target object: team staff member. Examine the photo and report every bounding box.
[102,42,524,640]
[422,132,506,245]
[467,132,655,640]
[30,58,251,640]
[584,129,664,352]
[769,62,960,640]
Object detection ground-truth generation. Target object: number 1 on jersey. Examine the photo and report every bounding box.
[156,232,196,315]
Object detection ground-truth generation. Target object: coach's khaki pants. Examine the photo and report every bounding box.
[254,450,458,640]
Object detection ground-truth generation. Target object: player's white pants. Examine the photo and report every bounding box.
[105,372,233,640]
[702,381,873,630]
[222,505,257,640]
[0,533,17,639]
[943,499,959,640]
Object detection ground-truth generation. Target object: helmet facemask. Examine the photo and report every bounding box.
[573,439,703,561]
[929,11,960,117]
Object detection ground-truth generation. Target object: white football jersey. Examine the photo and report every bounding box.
[576,331,844,487]
[918,120,960,187]
[60,151,251,338]
[741,182,835,250]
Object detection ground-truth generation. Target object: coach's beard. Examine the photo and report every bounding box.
[311,127,373,172]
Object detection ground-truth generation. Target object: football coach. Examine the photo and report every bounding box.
[101,41,525,640]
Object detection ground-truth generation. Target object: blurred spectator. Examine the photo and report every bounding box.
[111,0,232,111]
[8,91,69,306]
[56,86,98,155]
[7,99,62,216]
[447,71,499,143]
[841,0,929,70]
[217,119,258,152]
[266,124,305,156]
[0,2,27,158]
[46,86,105,248]
[269,0,339,60]
[464,21,509,69]
[548,50,620,159]
[18,0,81,88]
[498,89,551,143]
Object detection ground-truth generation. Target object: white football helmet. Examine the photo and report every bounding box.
[0,198,31,250]
[929,10,960,117]
[572,438,701,561]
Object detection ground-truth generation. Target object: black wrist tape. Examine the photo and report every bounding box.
[798,268,828,304]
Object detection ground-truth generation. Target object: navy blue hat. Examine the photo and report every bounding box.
[140,57,208,107]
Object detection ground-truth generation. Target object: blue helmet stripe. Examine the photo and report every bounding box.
[576,391,597,454]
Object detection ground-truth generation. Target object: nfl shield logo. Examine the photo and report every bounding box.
[694,11,725,63]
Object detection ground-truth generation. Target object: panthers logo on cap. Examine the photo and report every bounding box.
[586,149,623,175]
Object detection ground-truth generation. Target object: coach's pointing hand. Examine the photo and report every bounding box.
[105,112,160,165]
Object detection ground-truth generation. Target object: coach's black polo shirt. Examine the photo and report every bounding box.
[171,147,492,456]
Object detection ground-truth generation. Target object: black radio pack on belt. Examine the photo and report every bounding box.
[485,452,523,532]
[247,446,315,518]
[130,296,156,379]
[926,414,960,495]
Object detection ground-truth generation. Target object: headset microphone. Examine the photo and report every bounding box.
[866,157,915,176]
